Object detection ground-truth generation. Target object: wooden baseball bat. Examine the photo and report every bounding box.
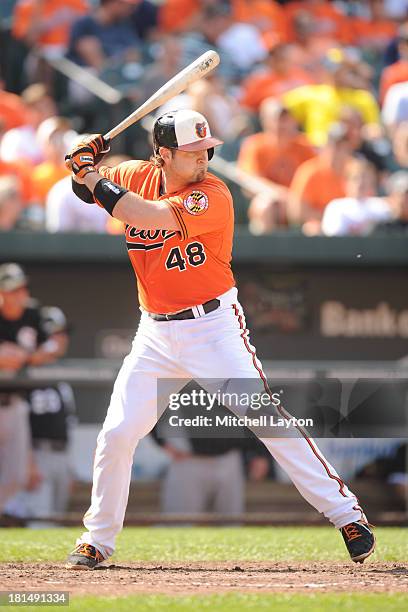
[104,50,220,141]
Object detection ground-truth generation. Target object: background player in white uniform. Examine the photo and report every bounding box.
[64,110,375,569]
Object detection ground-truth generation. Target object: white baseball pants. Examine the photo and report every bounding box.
[78,288,364,558]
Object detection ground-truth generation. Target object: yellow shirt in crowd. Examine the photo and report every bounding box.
[283,84,380,147]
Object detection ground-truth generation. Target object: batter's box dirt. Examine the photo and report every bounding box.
[1,562,408,596]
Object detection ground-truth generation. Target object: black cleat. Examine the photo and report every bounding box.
[66,543,105,570]
[341,521,376,564]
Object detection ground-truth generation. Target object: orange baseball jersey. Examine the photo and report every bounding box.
[98,160,235,314]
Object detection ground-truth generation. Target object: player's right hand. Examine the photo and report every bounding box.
[0,342,28,371]
[85,134,111,164]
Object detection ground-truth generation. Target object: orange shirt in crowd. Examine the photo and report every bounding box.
[240,67,313,111]
[238,132,315,187]
[231,0,289,40]
[159,0,199,33]
[289,156,346,212]
[13,0,88,48]
[351,18,397,50]
[32,163,69,205]
[379,61,408,104]
[99,160,235,314]
[0,159,34,204]
[0,90,27,132]
[159,0,289,37]
[285,1,353,44]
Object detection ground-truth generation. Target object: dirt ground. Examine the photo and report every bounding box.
[1,562,408,596]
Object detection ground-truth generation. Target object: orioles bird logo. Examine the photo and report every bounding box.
[195,122,207,138]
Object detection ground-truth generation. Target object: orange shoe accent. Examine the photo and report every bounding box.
[72,544,104,562]
[343,524,363,542]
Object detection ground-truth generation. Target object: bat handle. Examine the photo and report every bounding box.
[104,129,115,141]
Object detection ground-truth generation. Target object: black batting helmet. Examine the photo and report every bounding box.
[153,109,223,160]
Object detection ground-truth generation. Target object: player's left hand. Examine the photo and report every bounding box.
[65,142,96,179]
[65,134,110,178]
[0,342,28,371]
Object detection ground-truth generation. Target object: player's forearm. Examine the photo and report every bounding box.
[83,171,179,230]
[28,335,66,366]
[0,342,28,370]
[113,193,179,230]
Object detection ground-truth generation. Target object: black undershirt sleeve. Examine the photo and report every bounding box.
[71,179,95,204]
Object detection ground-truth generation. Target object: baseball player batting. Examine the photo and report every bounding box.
[64,109,375,569]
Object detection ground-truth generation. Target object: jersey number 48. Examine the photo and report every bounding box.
[165,242,206,271]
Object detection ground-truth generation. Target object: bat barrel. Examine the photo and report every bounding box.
[104,50,220,141]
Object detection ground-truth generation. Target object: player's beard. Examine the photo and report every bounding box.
[194,167,207,183]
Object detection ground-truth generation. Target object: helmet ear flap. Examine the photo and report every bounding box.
[207,147,214,160]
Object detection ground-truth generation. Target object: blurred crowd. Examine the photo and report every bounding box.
[0,0,407,235]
